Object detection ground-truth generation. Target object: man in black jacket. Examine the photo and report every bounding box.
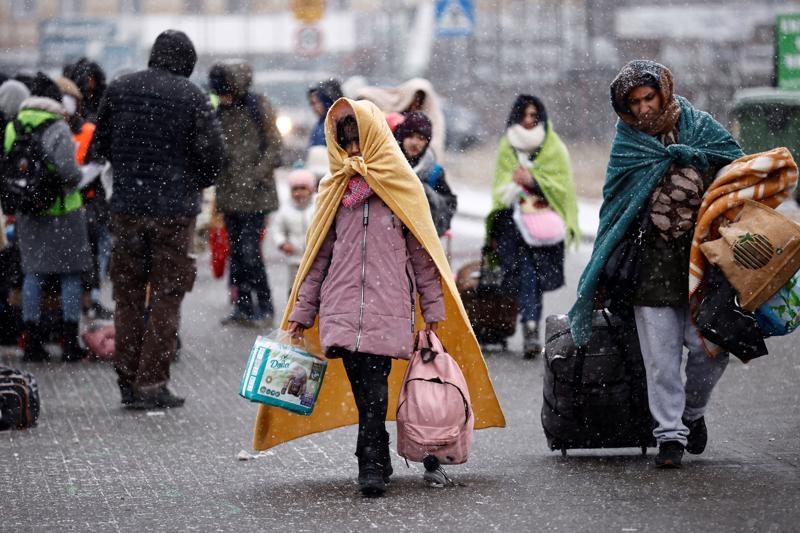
[93,30,224,409]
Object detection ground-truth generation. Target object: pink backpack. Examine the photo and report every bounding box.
[396,330,474,465]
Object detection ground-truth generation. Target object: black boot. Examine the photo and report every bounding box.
[357,447,386,497]
[22,321,49,362]
[378,440,393,484]
[523,320,542,359]
[62,321,87,362]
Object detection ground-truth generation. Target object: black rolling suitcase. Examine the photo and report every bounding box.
[455,253,517,349]
[541,310,655,456]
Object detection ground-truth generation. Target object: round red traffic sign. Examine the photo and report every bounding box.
[295,25,323,57]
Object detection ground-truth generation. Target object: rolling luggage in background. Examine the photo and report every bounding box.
[0,366,40,430]
[541,310,655,456]
[456,252,517,349]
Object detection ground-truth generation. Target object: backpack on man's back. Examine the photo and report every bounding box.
[0,118,62,215]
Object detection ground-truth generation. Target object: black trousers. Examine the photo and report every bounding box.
[223,211,273,316]
[340,351,392,460]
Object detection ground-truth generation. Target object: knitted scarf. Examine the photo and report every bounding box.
[340,175,373,208]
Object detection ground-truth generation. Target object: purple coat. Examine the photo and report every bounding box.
[289,195,445,359]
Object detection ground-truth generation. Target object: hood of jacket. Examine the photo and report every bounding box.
[148,30,197,78]
[0,80,30,120]
[308,78,343,112]
[209,61,253,99]
[19,96,65,117]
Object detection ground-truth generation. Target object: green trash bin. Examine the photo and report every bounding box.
[731,88,800,203]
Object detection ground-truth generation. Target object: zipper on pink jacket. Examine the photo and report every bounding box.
[355,200,369,351]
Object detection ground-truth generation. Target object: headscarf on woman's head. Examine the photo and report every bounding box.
[609,60,681,136]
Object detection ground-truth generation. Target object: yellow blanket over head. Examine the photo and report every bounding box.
[252,98,506,451]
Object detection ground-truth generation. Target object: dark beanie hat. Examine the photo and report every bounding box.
[395,111,432,142]
[30,72,62,103]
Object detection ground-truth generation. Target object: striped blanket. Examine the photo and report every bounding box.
[688,147,798,354]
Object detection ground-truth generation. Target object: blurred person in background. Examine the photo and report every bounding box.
[355,78,446,158]
[5,73,92,362]
[489,94,579,358]
[93,30,224,409]
[56,76,114,321]
[64,58,107,123]
[0,78,31,346]
[395,111,456,236]
[209,60,282,327]
[0,79,30,133]
[273,169,316,294]
[307,78,343,147]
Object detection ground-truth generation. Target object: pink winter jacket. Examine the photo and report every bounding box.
[289,195,445,359]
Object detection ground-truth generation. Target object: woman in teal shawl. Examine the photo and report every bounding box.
[489,95,579,357]
[568,60,743,468]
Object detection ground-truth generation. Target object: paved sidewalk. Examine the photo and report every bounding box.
[1,229,798,532]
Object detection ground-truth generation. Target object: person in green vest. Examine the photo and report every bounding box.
[4,72,92,362]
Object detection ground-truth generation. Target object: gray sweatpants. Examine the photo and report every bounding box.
[633,305,730,445]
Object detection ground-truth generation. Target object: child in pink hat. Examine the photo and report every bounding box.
[273,169,316,293]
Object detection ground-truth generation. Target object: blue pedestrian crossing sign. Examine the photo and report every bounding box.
[435,0,475,37]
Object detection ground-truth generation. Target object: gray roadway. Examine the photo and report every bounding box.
[1,211,798,532]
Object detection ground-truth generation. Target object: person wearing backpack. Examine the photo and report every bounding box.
[208,61,282,327]
[395,111,457,237]
[3,73,92,362]
[269,98,506,498]
[285,100,444,497]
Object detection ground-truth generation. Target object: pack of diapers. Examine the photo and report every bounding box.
[239,331,327,415]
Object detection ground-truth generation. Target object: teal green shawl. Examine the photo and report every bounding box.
[568,96,743,345]
[490,121,580,247]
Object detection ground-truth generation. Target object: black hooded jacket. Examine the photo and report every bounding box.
[92,30,224,217]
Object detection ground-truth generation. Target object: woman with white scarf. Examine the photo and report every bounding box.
[489,94,579,358]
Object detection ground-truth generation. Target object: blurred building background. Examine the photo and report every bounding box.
[1,0,798,142]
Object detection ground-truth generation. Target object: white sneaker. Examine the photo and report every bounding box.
[423,466,454,488]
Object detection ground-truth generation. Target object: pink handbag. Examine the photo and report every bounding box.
[512,196,566,246]
[396,330,474,465]
[81,324,115,360]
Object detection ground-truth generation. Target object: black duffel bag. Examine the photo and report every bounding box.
[695,265,768,363]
